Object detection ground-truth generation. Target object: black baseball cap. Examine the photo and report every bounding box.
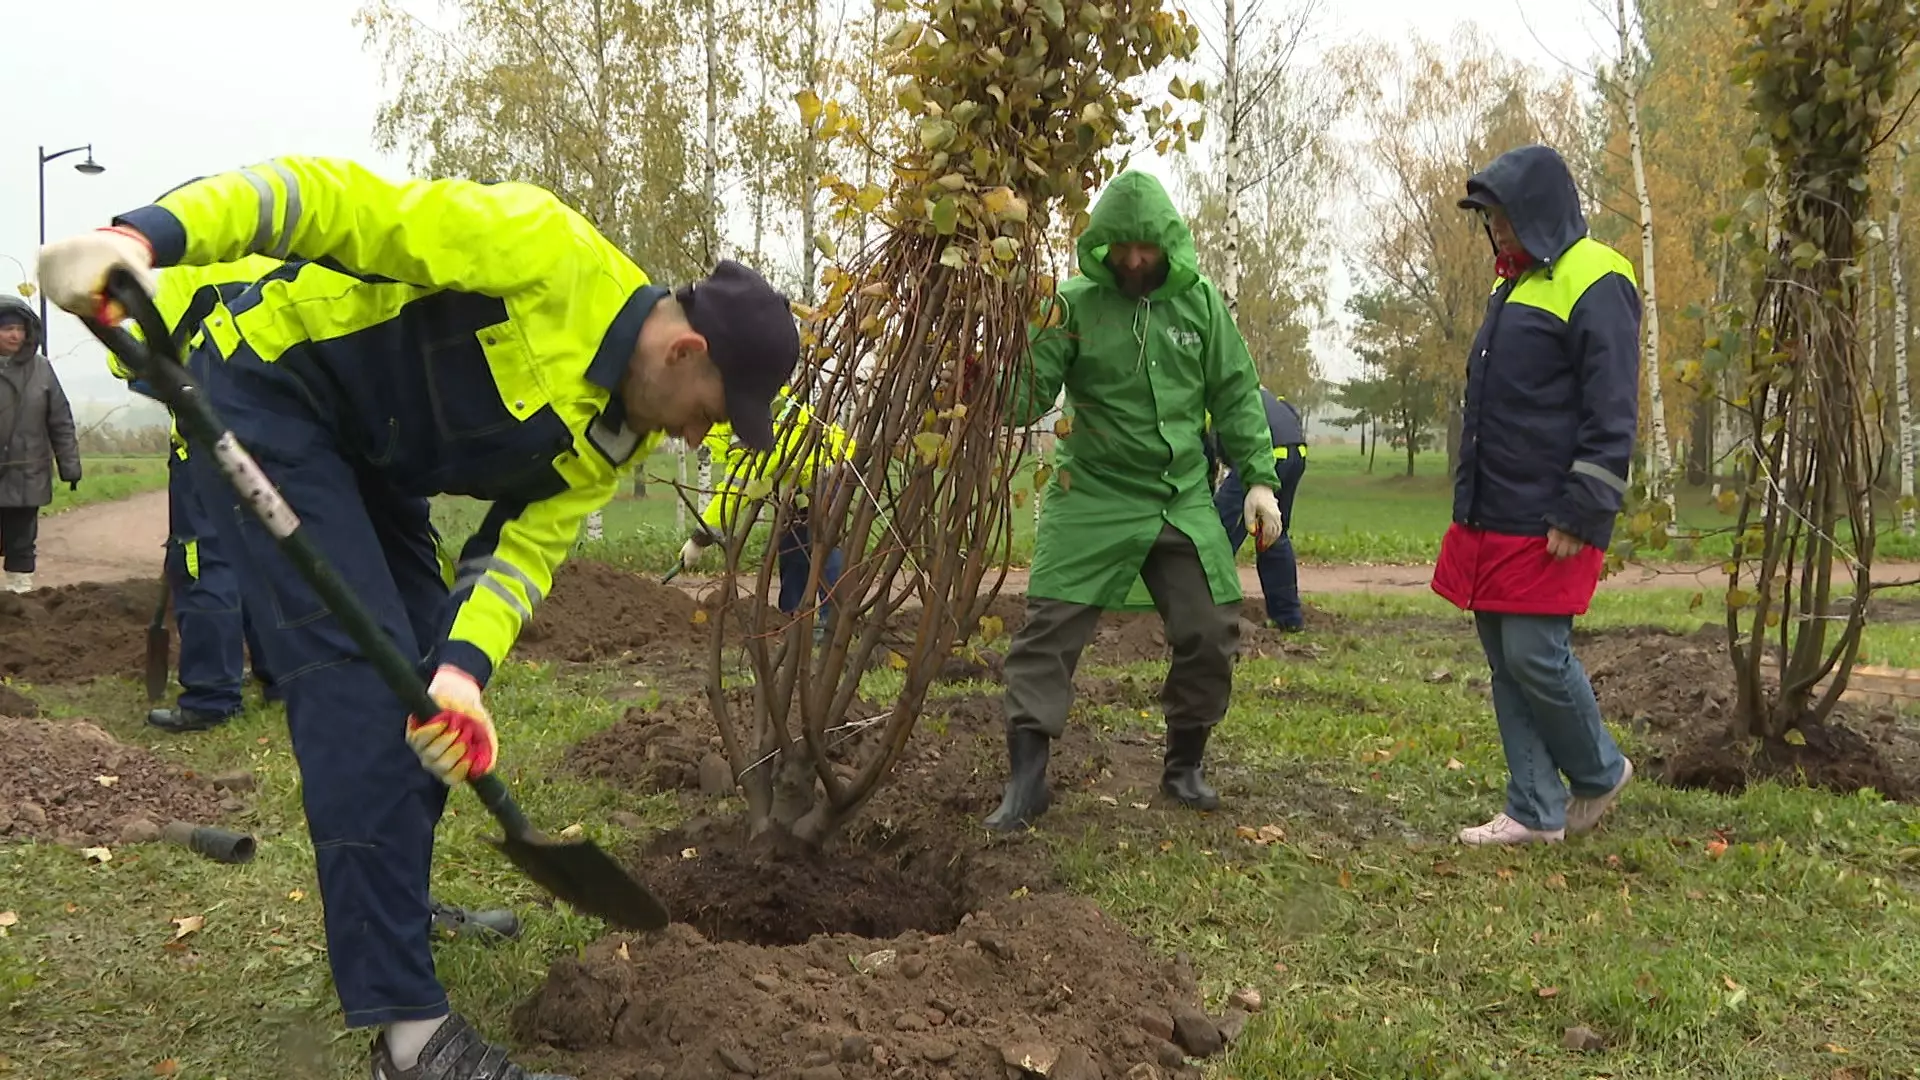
[1457,180,1500,211]
[675,260,800,452]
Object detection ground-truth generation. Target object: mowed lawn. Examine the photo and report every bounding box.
[3,584,1920,1077]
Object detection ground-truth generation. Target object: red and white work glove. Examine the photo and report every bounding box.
[407,665,499,785]
[1243,484,1284,552]
[35,227,157,323]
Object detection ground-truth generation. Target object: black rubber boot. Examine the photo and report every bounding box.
[1161,726,1221,811]
[146,707,234,733]
[430,897,522,942]
[984,728,1052,832]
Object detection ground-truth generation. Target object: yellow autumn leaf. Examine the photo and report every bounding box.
[691,609,710,625]
[171,914,205,940]
[1053,416,1073,437]
[795,88,823,128]
[912,431,945,465]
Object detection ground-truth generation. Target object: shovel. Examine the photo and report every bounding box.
[145,574,170,703]
[85,269,668,933]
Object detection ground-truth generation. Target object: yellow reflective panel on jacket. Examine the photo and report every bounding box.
[114,156,665,682]
[699,390,854,533]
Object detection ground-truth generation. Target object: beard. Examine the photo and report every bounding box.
[1112,260,1169,299]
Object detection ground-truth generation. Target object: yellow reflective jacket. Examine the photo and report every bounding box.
[698,390,853,534]
[112,156,666,687]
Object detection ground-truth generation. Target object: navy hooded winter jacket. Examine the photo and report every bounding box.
[1453,144,1642,550]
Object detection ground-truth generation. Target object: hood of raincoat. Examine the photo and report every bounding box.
[0,294,43,364]
[1459,144,1588,268]
[1074,170,1201,300]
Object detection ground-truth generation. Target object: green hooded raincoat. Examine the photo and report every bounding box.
[1011,171,1278,609]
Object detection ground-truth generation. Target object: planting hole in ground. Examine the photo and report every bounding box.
[640,822,969,946]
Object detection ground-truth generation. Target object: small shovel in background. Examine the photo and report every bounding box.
[86,268,669,934]
[144,574,171,703]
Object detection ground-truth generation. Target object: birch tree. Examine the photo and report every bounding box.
[1200,0,1329,317]
[1600,0,1675,507]
[1896,142,1915,534]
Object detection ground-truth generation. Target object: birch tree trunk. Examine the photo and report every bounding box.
[703,0,721,263]
[1220,0,1242,317]
[1617,0,1673,508]
[1894,143,1915,534]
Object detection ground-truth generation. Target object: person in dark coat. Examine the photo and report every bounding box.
[1430,144,1638,846]
[0,295,81,592]
[1208,386,1308,630]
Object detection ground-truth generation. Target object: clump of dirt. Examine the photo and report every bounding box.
[567,697,724,793]
[0,683,39,717]
[517,825,1238,1080]
[0,716,227,845]
[1576,625,1920,800]
[0,580,156,684]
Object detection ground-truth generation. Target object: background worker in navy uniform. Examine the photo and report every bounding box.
[679,387,854,639]
[121,256,283,733]
[1207,386,1308,631]
[39,156,798,1080]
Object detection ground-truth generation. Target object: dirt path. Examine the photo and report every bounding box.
[28,490,169,589]
[30,489,1920,600]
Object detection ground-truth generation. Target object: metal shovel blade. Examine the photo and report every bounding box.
[488,832,669,931]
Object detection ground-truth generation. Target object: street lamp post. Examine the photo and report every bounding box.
[36,143,105,355]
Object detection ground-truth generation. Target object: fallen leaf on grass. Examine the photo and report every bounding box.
[171,915,205,940]
[288,889,305,902]
[1097,795,1119,806]
[1445,758,1465,770]
[1233,824,1285,846]
[1545,873,1567,889]
[1496,867,1516,881]
[0,911,14,936]
[1130,802,1149,811]
[1431,860,1456,877]
[1822,1043,1850,1055]
[81,847,112,864]
[1686,889,1705,900]
[153,1059,179,1076]
[1706,838,1730,859]
[1337,869,1353,889]
[1537,986,1559,998]
[680,847,698,859]
[1425,669,1453,684]
[94,775,119,787]
[558,823,585,839]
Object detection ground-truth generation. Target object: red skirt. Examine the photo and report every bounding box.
[1430,523,1604,616]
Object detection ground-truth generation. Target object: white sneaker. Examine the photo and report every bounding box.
[1458,812,1564,846]
[1567,757,1634,835]
[5,572,32,594]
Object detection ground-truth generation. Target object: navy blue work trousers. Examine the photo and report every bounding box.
[186,347,454,1029]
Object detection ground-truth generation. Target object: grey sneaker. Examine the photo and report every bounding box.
[429,897,521,942]
[370,1013,572,1080]
[1566,757,1634,835]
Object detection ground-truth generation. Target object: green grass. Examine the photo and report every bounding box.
[44,454,168,515]
[6,585,1920,1077]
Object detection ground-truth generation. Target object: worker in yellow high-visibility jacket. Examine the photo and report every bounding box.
[678,388,853,635]
[39,156,798,1080]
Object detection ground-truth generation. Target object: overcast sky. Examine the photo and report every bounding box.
[1,0,1610,409]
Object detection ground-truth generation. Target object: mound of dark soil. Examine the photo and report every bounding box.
[0,580,158,684]
[1577,625,1920,800]
[517,824,1238,1080]
[520,562,706,664]
[566,697,725,793]
[0,716,227,845]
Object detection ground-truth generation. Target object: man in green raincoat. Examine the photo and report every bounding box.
[986,170,1284,831]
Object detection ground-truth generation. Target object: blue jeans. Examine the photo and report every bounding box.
[1474,613,1627,831]
[776,516,844,620]
[1213,455,1305,628]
